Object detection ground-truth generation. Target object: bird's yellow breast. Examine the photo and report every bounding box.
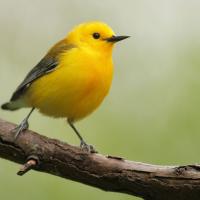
[24,47,113,121]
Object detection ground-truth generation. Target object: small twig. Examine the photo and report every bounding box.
[17,158,38,176]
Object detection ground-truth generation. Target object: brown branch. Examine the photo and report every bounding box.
[0,118,200,200]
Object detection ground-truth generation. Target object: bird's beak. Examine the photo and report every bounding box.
[106,35,130,43]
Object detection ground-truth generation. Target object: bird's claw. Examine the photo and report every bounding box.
[80,140,97,153]
[12,119,29,140]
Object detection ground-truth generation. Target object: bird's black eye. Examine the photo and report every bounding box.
[93,32,100,39]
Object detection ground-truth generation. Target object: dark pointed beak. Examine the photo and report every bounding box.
[106,35,130,42]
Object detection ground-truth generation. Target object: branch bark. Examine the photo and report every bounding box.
[0,118,200,200]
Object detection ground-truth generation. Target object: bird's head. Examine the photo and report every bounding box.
[66,21,129,55]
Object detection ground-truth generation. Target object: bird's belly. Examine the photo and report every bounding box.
[25,63,113,120]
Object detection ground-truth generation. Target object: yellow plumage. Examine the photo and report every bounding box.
[1,21,129,151]
[25,45,113,120]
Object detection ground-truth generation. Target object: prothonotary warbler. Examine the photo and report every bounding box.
[1,21,129,152]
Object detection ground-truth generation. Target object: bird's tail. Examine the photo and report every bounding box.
[1,99,25,111]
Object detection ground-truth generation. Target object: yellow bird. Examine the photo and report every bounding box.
[1,21,129,152]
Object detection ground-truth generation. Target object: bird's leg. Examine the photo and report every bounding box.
[12,108,35,139]
[67,119,97,153]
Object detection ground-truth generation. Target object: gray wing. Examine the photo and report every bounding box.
[10,40,75,101]
[10,56,58,101]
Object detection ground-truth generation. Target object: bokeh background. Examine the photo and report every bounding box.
[1,0,200,199]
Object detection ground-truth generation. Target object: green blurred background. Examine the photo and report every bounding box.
[1,0,200,199]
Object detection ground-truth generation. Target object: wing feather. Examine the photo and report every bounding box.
[11,40,75,101]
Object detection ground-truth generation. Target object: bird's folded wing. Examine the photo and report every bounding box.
[11,41,75,101]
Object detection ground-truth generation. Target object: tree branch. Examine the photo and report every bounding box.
[0,118,200,200]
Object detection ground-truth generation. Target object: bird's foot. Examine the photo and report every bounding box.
[12,119,29,140]
[80,140,97,153]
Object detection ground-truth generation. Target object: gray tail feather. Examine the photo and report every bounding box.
[1,102,21,111]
